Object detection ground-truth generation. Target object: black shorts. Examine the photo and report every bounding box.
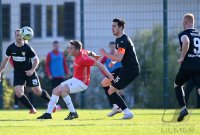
[110,67,139,90]
[13,71,40,87]
[175,66,200,89]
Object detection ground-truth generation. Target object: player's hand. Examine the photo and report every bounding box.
[178,57,184,64]
[99,48,106,56]
[107,73,114,81]
[94,55,102,61]
[25,70,34,76]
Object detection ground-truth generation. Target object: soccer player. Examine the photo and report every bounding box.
[0,29,53,114]
[37,40,113,120]
[100,42,125,116]
[100,18,140,119]
[174,13,200,122]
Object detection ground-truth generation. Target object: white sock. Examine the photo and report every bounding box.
[63,95,76,112]
[113,104,119,109]
[123,108,132,114]
[46,95,59,114]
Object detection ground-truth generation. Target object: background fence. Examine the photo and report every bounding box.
[0,0,200,109]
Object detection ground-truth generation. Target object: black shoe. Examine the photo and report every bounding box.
[37,113,52,119]
[64,112,78,120]
[177,108,188,122]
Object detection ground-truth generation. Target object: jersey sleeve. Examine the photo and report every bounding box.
[5,46,12,57]
[117,40,127,54]
[83,56,95,66]
[27,45,36,58]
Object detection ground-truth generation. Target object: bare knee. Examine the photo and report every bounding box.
[101,78,111,87]
[14,87,24,98]
[108,86,118,95]
[32,87,42,96]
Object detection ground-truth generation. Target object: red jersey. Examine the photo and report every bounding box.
[73,50,95,86]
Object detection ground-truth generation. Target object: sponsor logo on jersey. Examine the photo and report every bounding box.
[12,56,26,62]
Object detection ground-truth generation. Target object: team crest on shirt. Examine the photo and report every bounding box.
[22,52,26,56]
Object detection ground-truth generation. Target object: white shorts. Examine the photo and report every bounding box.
[60,77,88,94]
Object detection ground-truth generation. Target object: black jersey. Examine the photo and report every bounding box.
[115,34,140,70]
[178,29,200,65]
[6,43,36,71]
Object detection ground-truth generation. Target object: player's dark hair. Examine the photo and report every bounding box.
[70,40,82,50]
[109,41,115,46]
[53,40,59,44]
[113,18,125,29]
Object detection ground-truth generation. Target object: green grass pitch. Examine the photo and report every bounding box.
[0,109,199,135]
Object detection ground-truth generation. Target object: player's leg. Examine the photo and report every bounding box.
[26,72,51,102]
[37,84,62,119]
[174,68,190,122]
[14,85,36,114]
[101,77,122,117]
[61,78,87,120]
[109,70,139,119]
[13,72,36,113]
[184,79,194,104]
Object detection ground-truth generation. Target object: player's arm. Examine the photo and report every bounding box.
[31,56,39,72]
[25,46,39,76]
[87,50,102,60]
[100,48,124,62]
[178,35,190,64]
[0,57,10,81]
[93,61,114,81]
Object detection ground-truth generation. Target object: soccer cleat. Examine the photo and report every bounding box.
[107,108,122,117]
[52,106,57,113]
[37,113,52,119]
[177,108,188,122]
[122,112,133,119]
[29,108,37,114]
[64,112,79,120]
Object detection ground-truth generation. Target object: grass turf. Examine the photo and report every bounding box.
[0,109,199,135]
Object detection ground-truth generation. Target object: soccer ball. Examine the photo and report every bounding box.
[20,26,34,40]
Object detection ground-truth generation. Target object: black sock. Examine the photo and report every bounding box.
[175,86,186,108]
[103,86,115,107]
[19,95,33,109]
[41,90,50,102]
[14,94,18,105]
[28,92,33,104]
[110,92,127,110]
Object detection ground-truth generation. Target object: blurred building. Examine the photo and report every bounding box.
[2,0,200,80]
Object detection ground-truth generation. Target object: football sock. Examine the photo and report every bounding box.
[103,86,116,106]
[110,92,127,110]
[46,95,59,114]
[41,90,51,102]
[19,95,34,110]
[175,86,186,108]
[14,94,19,105]
[63,95,76,113]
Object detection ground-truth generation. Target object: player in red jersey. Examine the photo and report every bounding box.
[37,40,113,120]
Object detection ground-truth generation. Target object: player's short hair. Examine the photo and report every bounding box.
[113,18,125,29]
[184,13,194,23]
[70,40,82,50]
[15,29,21,34]
[53,40,59,44]
[109,41,115,46]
